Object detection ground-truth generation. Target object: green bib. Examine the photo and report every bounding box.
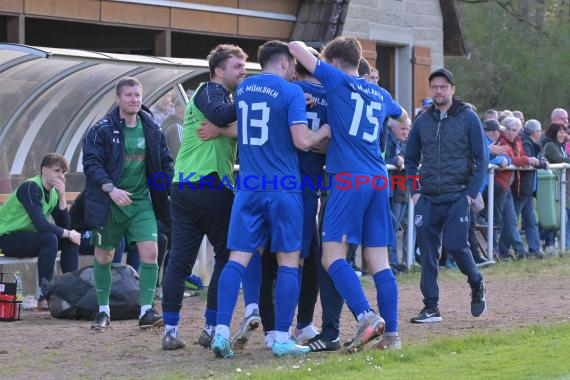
[0,175,59,236]
[117,117,149,201]
[174,83,237,188]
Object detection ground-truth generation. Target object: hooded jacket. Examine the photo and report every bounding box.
[405,98,488,203]
[82,106,174,228]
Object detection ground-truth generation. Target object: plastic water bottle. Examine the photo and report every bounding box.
[14,271,23,302]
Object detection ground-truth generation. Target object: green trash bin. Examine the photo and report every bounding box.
[536,169,560,229]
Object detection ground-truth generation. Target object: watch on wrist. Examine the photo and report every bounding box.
[103,183,115,193]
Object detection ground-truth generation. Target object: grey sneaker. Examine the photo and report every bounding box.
[343,311,385,353]
[376,334,402,350]
[162,333,186,350]
[197,328,214,349]
[232,309,261,350]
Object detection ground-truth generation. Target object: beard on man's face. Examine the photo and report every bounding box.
[433,96,451,106]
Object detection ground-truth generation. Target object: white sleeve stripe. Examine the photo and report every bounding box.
[291,120,309,125]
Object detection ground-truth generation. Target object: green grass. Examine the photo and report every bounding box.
[209,322,570,380]
[361,253,570,288]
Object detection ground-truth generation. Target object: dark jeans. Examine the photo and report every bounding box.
[389,200,407,266]
[415,195,483,308]
[162,181,233,314]
[493,186,507,254]
[498,190,526,258]
[0,231,78,295]
[511,194,541,254]
[468,208,486,261]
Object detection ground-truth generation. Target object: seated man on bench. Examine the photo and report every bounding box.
[0,153,81,310]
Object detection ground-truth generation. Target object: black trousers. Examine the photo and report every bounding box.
[161,181,233,313]
[415,195,483,308]
[0,231,78,295]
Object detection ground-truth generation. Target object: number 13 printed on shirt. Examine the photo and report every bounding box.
[239,101,269,146]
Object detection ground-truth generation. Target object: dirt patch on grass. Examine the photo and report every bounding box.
[1,265,569,379]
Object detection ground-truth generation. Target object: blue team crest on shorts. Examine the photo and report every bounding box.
[415,215,423,227]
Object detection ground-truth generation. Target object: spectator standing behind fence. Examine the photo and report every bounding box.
[470,119,508,266]
[495,117,540,260]
[517,120,548,258]
[0,153,80,310]
[405,68,487,324]
[480,119,510,251]
[385,118,411,272]
[483,109,499,122]
[541,123,570,256]
[550,108,570,250]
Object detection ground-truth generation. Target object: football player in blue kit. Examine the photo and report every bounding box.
[211,40,331,358]
[255,47,332,349]
[289,36,410,352]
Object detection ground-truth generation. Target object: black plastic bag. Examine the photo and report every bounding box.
[46,264,140,320]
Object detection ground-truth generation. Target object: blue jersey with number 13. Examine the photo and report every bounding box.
[235,73,308,187]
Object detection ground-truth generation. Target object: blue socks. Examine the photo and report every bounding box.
[275,266,300,333]
[373,268,399,333]
[163,311,180,327]
[327,259,371,318]
[242,253,261,306]
[216,260,246,327]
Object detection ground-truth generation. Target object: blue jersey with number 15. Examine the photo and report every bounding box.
[313,60,403,176]
[235,73,308,188]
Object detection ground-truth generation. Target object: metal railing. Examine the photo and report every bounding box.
[230,162,568,269]
[402,163,570,268]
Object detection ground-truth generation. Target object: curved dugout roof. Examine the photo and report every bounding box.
[0,44,260,193]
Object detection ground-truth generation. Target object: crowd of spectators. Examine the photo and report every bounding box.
[386,106,569,271]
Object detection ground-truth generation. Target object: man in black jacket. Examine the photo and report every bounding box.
[405,68,488,323]
[82,77,174,330]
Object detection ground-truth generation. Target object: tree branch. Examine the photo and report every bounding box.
[459,0,556,44]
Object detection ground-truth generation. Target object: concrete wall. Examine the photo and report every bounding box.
[343,0,445,111]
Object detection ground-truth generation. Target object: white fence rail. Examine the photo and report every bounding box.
[402,163,570,268]
[190,163,570,277]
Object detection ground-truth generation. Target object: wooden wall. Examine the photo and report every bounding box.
[0,0,300,39]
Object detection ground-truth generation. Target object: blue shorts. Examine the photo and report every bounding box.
[227,191,303,253]
[301,186,319,259]
[322,173,394,247]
